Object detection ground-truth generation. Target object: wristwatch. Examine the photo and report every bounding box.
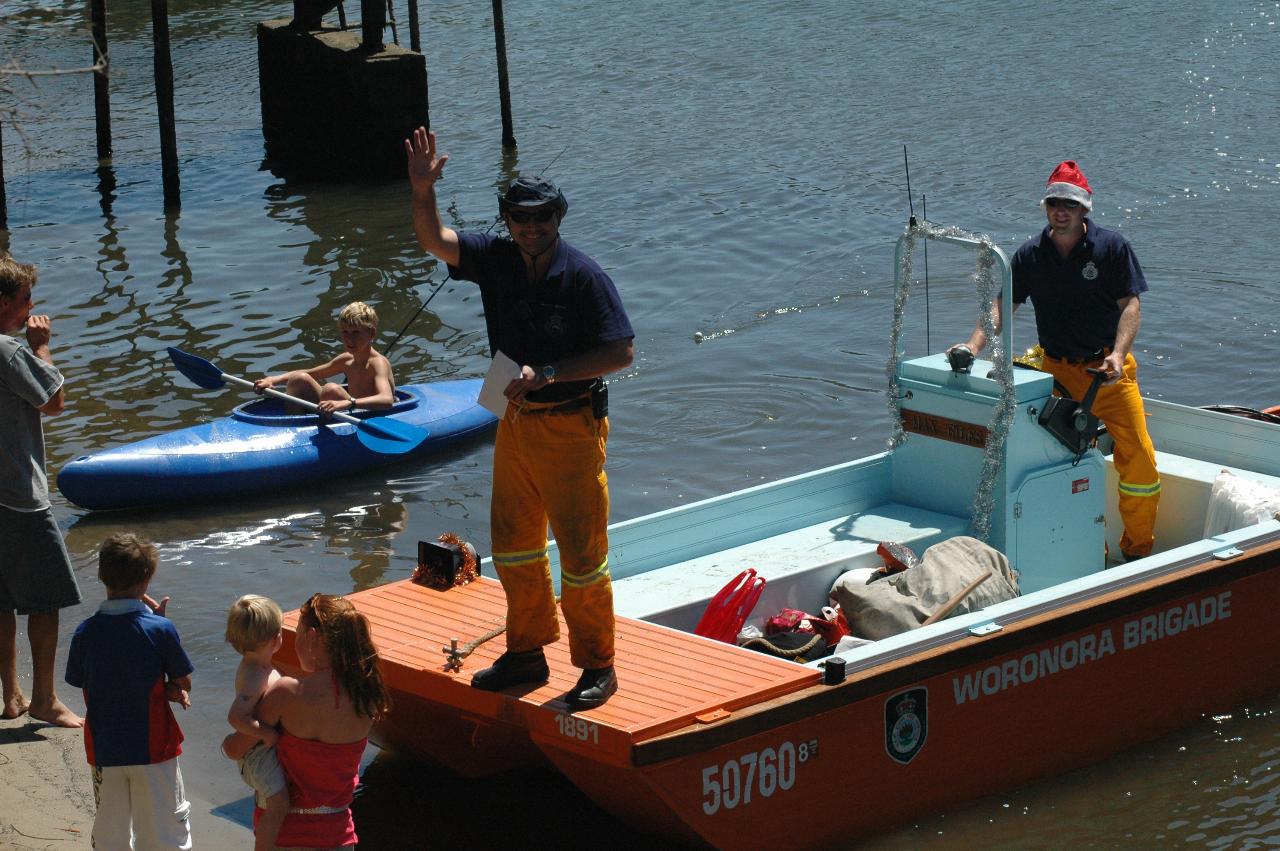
[541,364,557,383]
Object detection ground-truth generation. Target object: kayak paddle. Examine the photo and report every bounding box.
[166,347,428,455]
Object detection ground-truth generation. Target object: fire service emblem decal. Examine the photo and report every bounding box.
[885,688,928,764]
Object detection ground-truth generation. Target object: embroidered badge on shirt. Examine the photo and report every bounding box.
[1081,261,1099,281]
[544,314,567,337]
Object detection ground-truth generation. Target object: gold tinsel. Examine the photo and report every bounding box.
[411,533,479,590]
[1013,344,1045,371]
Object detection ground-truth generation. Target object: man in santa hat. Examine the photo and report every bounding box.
[953,160,1160,562]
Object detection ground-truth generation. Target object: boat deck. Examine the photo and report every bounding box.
[283,576,820,763]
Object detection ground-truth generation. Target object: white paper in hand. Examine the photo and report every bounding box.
[479,350,521,417]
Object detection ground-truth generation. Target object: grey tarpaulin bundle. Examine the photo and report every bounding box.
[829,536,1020,640]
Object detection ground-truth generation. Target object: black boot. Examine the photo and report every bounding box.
[471,649,549,691]
[566,666,617,710]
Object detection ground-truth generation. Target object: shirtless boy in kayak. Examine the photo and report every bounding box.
[254,301,396,414]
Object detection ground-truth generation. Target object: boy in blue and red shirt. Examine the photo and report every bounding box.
[66,533,195,849]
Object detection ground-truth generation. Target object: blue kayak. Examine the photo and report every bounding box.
[58,379,497,511]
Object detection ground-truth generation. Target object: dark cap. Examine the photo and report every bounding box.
[498,176,568,216]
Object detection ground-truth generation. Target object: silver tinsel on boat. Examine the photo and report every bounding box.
[886,220,1016,542]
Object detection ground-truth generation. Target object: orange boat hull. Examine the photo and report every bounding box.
[606,545,1280,848]
[279,537,1280,847]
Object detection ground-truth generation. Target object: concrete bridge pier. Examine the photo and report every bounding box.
[257,19,427,178]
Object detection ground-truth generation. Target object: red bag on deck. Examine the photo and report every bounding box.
[694,569,766,644]
[765,607,850,647]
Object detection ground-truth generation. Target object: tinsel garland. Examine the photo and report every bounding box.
[411,532,479,589]
[886,220,1017,542]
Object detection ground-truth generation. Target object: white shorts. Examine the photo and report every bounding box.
[239,741,288,805]
[91,757,192,850]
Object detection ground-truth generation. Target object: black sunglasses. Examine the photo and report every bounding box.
[507,208,557,224]
[1045,198,1081,210]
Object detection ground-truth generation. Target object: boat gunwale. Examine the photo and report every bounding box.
[630,530,1280,766]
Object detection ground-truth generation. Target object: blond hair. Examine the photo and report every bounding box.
[225,594,284,654]
[0,255,38,301]
[338,301,378,332]
[98,533,158,591]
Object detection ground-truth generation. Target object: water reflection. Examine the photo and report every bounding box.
[65,488,408,560]
[161,210,193,294]
[48,208,201,470]
[95,163,117,218]
[255,176,492,383]
[93,171,124,274]
[325,500,409,590]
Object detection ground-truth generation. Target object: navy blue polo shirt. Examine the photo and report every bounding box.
[449,232,633,401]
[65,598,194,767]
[1011,219,1148,359]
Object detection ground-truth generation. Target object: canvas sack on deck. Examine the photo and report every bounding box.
[829,536,1020,640]
[1203,469,1280,537]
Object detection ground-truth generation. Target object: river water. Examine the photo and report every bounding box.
[3,0,1279,846]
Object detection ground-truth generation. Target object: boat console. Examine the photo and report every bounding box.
[891,352,1106,592]
[884,221,1108,592]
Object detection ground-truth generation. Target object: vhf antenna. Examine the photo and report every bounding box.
[922,194,931,351]
[902,145,930,351]
[903,145,916,226]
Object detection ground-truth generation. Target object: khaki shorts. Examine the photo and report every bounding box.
[239,741,287,804]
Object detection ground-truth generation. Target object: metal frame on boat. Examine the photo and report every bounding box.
[278,220,1280,848]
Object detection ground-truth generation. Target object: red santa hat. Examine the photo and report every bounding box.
[1040,160,1093,210]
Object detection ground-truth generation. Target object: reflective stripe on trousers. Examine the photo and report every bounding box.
[490,402,614,669]
[1044,352,1160,558]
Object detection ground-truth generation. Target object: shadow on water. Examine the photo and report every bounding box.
[208,747,676,847]
[351,750,667,849]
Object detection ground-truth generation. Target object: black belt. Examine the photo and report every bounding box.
[1044,347,1106,365]
[526,378,599,404]
[519,395,591,416]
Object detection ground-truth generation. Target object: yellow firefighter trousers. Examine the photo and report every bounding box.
[1044,352,1161,558]
[490,400,614,670]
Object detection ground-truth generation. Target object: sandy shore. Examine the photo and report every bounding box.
[0,714,251,849]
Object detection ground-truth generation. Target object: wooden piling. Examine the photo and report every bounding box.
[408,0,429,127]
[91,0,113,161]
[491,0,516,148]
[149,0,180,208]
[257,20,427,177]
[361,0,385,52]
[0,118,7,229]
[407,0,421,53]
[385,0,398,46]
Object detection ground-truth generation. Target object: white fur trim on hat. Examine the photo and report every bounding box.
[1040,181,1092,210]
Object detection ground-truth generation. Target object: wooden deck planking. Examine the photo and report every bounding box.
[293,578,821,744]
